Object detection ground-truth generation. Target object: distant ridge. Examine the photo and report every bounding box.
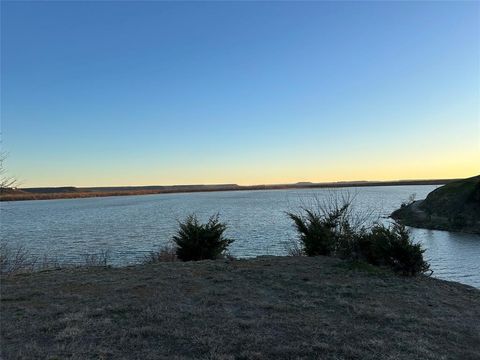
[0,179,457,201]
[83,184,240,192]
[2,178,457,202]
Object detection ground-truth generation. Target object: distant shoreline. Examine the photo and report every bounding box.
[0,179,454,202]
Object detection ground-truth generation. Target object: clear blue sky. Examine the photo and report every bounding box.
[1,1,479,186]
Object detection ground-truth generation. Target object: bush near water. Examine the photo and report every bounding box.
[288,203,430,276]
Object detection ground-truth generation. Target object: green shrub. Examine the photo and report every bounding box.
[287,205,348,256]
[173,214,234,261]
[358,223,430,276]
[287,196,430,276]
[334,222,364,260]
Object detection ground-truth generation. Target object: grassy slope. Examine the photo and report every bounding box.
[1,257,479,360]
[420,175,480,215]
[392,175,480,233]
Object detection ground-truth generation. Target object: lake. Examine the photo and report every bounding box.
[1,185,479,287]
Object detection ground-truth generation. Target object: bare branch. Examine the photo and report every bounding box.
[0,152,17,192]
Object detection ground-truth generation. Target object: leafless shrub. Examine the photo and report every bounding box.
[0,243,115,274]
[0,151,17,192]
[37,254,62,271]
[143,244,178,263]
[82,250,111,267]
[287,191,378,257]
[0,242,37,274]
[401,193,417,208]
[297,190,377,231]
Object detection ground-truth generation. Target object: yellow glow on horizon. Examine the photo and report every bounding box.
[20,157,479,188]
[13,138,479,187]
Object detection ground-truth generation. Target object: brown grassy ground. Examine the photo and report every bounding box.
[1,256,479,359]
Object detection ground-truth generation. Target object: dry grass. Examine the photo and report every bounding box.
[0,242,110,275]
[143,245,178,263]
[1,256,479,359]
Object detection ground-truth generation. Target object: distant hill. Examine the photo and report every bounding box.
[1,179,457,202]
[83,184,240,192]
[391,175,480,234]
[21,187,82,194]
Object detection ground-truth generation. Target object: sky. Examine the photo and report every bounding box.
[1,1,479,187]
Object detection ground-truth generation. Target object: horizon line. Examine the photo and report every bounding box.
[18,176,470,190]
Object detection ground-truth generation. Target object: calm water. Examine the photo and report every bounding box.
[1,185,479,287]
